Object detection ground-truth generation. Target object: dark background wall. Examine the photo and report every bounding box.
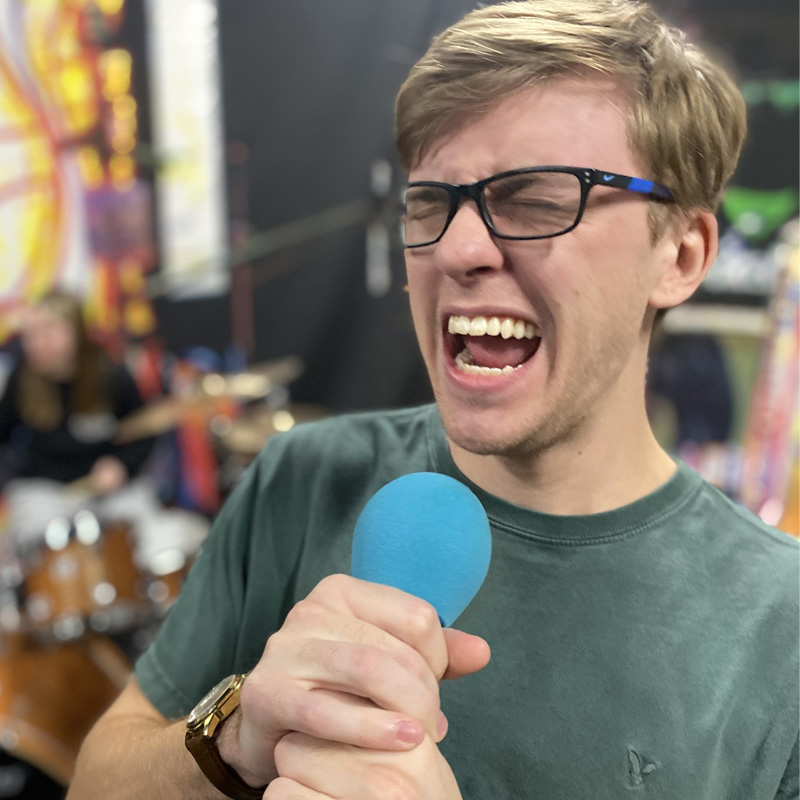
[148,0,798,414]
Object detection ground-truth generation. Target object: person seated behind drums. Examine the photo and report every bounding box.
[0,290,207,580]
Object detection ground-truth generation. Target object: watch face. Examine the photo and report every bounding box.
[187,674,237,726]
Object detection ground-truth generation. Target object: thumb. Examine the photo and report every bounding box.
[441,628,491,680]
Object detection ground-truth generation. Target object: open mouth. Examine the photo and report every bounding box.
[445,314,542,376]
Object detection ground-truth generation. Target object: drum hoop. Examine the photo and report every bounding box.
[0,713,74,786]
[82,636,131,689]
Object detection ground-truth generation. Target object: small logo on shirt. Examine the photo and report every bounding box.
[627,749,659,788]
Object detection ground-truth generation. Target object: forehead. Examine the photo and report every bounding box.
[410,75,639,183]
[23,306,69,332]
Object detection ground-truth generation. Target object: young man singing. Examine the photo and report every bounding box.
[68,2,798,798]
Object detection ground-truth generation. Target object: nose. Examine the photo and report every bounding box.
[433,201,505,279]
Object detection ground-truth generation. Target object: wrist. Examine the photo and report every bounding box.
[184,673,267,799]
[216,707,269,789]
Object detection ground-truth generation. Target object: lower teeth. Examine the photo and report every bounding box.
[455,349,517,376]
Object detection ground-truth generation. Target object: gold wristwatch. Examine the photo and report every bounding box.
[185,673,266,800]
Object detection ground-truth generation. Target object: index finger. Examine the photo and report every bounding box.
[309,574,449,681]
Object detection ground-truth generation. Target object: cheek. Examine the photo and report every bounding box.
[405,260,436,336]
[48,333,73,360]
[561,229,655,312]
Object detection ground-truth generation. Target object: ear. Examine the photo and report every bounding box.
[648,210,718,310]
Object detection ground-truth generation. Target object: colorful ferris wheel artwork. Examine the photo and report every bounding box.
[0,0,156,350]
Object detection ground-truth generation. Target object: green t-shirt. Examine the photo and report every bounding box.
[136,405,799,799]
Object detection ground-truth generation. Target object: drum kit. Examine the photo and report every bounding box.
[0,511,192,797]
[0,356,325,797]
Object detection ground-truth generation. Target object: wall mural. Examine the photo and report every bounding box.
[0,0,156,354]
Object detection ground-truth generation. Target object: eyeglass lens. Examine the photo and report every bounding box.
[403,171,584,245]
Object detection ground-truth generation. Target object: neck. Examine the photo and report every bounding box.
[449,393,676,517]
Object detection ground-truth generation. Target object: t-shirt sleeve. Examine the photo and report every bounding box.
[134,430,309,719]
[776,734,799,800]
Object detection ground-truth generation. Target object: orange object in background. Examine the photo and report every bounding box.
[0,635,130,787]
[778,461,799,537]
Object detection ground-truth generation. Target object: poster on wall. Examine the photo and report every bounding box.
[0,0,227,351]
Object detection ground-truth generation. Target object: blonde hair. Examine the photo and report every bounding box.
[395,0,747,226]
[18,291,111,430]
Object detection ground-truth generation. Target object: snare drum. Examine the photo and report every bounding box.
[144,550,193,616]
[0,634,130,789]
[136,510,208,620]
[22,515,149,641]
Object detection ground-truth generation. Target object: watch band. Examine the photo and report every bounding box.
[185,725,265,800]
[185,673,267,800]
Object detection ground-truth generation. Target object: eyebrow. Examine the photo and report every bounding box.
[405,186,449,201]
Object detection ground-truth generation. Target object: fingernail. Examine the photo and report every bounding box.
[436,711,448,741]
[395,720,424,745]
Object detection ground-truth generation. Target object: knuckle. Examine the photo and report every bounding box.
[262,776,290,799]
[364,763,419,800]
[347,644,384,683]
[393,645,436,685]
[264,775,307,800]
[260,629,298,672]
[284,598,324,628]
[292,693,326,734]
[315,572,349,595]
[273,732,303,771]
[262,628,286,657]
[403,600,439,640]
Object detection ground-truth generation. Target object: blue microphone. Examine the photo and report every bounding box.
[351,472,492,627]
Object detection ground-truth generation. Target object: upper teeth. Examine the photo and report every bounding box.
[448,315,537,340]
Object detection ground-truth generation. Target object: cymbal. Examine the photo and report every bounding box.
[114,396,194,443]
[114,356,306,443]
[200,356,305,400]
[217,404,329,455]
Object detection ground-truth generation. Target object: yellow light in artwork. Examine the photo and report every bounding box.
[61,64,93,105]
[60,64,99,134]
[29,142,55,175]
[96,0,125,14]
[112,94,137,119]
[101,50,132,98]
[119,258,145,293]
[124,298,156,337]
[77,146,104,188]
[109,154,135,187]
[112,130,136,154]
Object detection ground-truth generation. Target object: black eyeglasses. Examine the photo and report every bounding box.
[402,166,674,248]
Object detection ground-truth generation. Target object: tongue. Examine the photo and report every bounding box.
[464,336,539,369]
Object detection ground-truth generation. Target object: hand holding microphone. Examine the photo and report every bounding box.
[230,473,492,790]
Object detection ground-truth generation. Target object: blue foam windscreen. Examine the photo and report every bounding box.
[351,472,492,627]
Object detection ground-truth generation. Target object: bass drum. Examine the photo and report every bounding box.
[0,635,130,796]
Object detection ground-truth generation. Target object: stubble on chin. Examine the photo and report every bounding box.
[437,392,588,462]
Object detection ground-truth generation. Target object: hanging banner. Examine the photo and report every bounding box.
[145,0,227,298]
